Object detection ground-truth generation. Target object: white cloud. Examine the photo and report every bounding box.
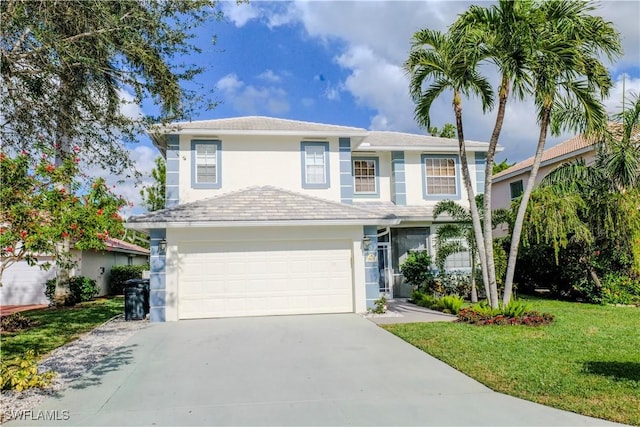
[216,73,290,115]
[221,1,260,27]
[257,69,282,83]
[260,0,639,163]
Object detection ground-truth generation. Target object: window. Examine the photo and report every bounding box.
[301,142,330,188]
[353,157,379,196]
[422,155,460,199]
[191,140,221,189]
[510,180,524,199]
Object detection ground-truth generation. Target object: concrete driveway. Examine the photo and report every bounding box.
[10,314,621,426]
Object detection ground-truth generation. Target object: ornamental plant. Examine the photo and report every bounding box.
[0,148,127,286]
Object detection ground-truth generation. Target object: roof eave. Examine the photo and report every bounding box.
[493,145,594,183]
[125,218,400,231]
[152,127,369,138]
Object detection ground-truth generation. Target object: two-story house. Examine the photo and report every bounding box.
[127,117,495,321]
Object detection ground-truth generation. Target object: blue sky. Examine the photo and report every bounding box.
[119,0,640,215]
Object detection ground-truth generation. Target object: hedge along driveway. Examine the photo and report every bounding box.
[108,265,148,295]
[1,297,124,361]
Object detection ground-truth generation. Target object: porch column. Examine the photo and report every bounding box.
[363,225,380,310]
[149,228,166,322]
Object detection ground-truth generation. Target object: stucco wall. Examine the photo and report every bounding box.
[178,134,344,203]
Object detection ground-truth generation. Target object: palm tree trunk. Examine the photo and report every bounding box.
[470,249,478,303]
[483,75,510,300]
[453,91,492,306]
[503,105,552,304]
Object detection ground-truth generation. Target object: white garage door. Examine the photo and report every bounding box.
[178,239,354,319]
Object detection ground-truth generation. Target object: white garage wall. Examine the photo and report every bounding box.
[165,226,365,321]
[0,258,56,305]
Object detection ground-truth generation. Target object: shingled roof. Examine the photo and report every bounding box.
[126,186,399,229]
[360,131,493,152]
[157,116,368,134]
[493,133,595,182]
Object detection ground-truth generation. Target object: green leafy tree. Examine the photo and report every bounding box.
[492,159,515,175]
[140,157,166,212]
[0,149,126,292]
[0,0,222,174]
[429,123,456,138]
[526,94,640,289]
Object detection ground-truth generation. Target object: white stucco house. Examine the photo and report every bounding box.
[126,116,498,322]
[0,238,149,306]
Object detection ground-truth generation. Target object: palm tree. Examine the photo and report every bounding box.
[502,0,621,304]
[434,197,511,303]
[404,29,495,304]
[450,0,536,307]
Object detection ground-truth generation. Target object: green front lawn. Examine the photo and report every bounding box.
[383,298,640,426]
[1,297,124,361]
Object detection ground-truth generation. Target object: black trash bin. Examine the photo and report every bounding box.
[124,278,150,320]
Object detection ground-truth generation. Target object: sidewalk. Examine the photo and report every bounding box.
[365,298,458,325]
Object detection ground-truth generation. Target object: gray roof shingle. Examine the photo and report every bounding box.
[127,186,399,227]
[160,116,367,134]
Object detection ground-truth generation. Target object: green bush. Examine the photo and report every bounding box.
[370,295,388,314]
[434,272,471,297]
[457,300,554,326]
[411,291,463,314]
[0,313,39,332]
[399,251,435,293]
[600,273,640,305]
[45,276,98,306]
[1,350,55,391]
[410,290,437,309]
[433,295,464,314]
[108,264,149,295]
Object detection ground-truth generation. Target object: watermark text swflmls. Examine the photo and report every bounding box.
[8,409,70,421]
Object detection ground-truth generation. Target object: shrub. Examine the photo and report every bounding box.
[45,276,98,306]
[370,295,388,314]
[434,272,471,298]
[457,302,555,326]
[0,350,55,391]
[0,313,39,333]
[411,291,463,314]
[600,273,640,305]
[433,295,464,314]
[108,264,149,295]
[399,251,435,293]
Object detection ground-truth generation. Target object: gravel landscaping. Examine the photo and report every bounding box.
[0,315,148,423]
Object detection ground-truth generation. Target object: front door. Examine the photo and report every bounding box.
[377,242,393,298]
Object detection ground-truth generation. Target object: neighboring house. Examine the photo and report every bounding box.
[0,238,149,306]
[491,133,596,235]
[127,116,499,321]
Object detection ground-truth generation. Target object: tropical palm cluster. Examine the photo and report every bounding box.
[520,95,640,302]
[405,0,624,307]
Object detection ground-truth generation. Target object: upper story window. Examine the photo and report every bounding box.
[301,142,330,188]
[510,180,524,200]
[352,157,379,197]
[191,140,221,189]
[422,154,460,200]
